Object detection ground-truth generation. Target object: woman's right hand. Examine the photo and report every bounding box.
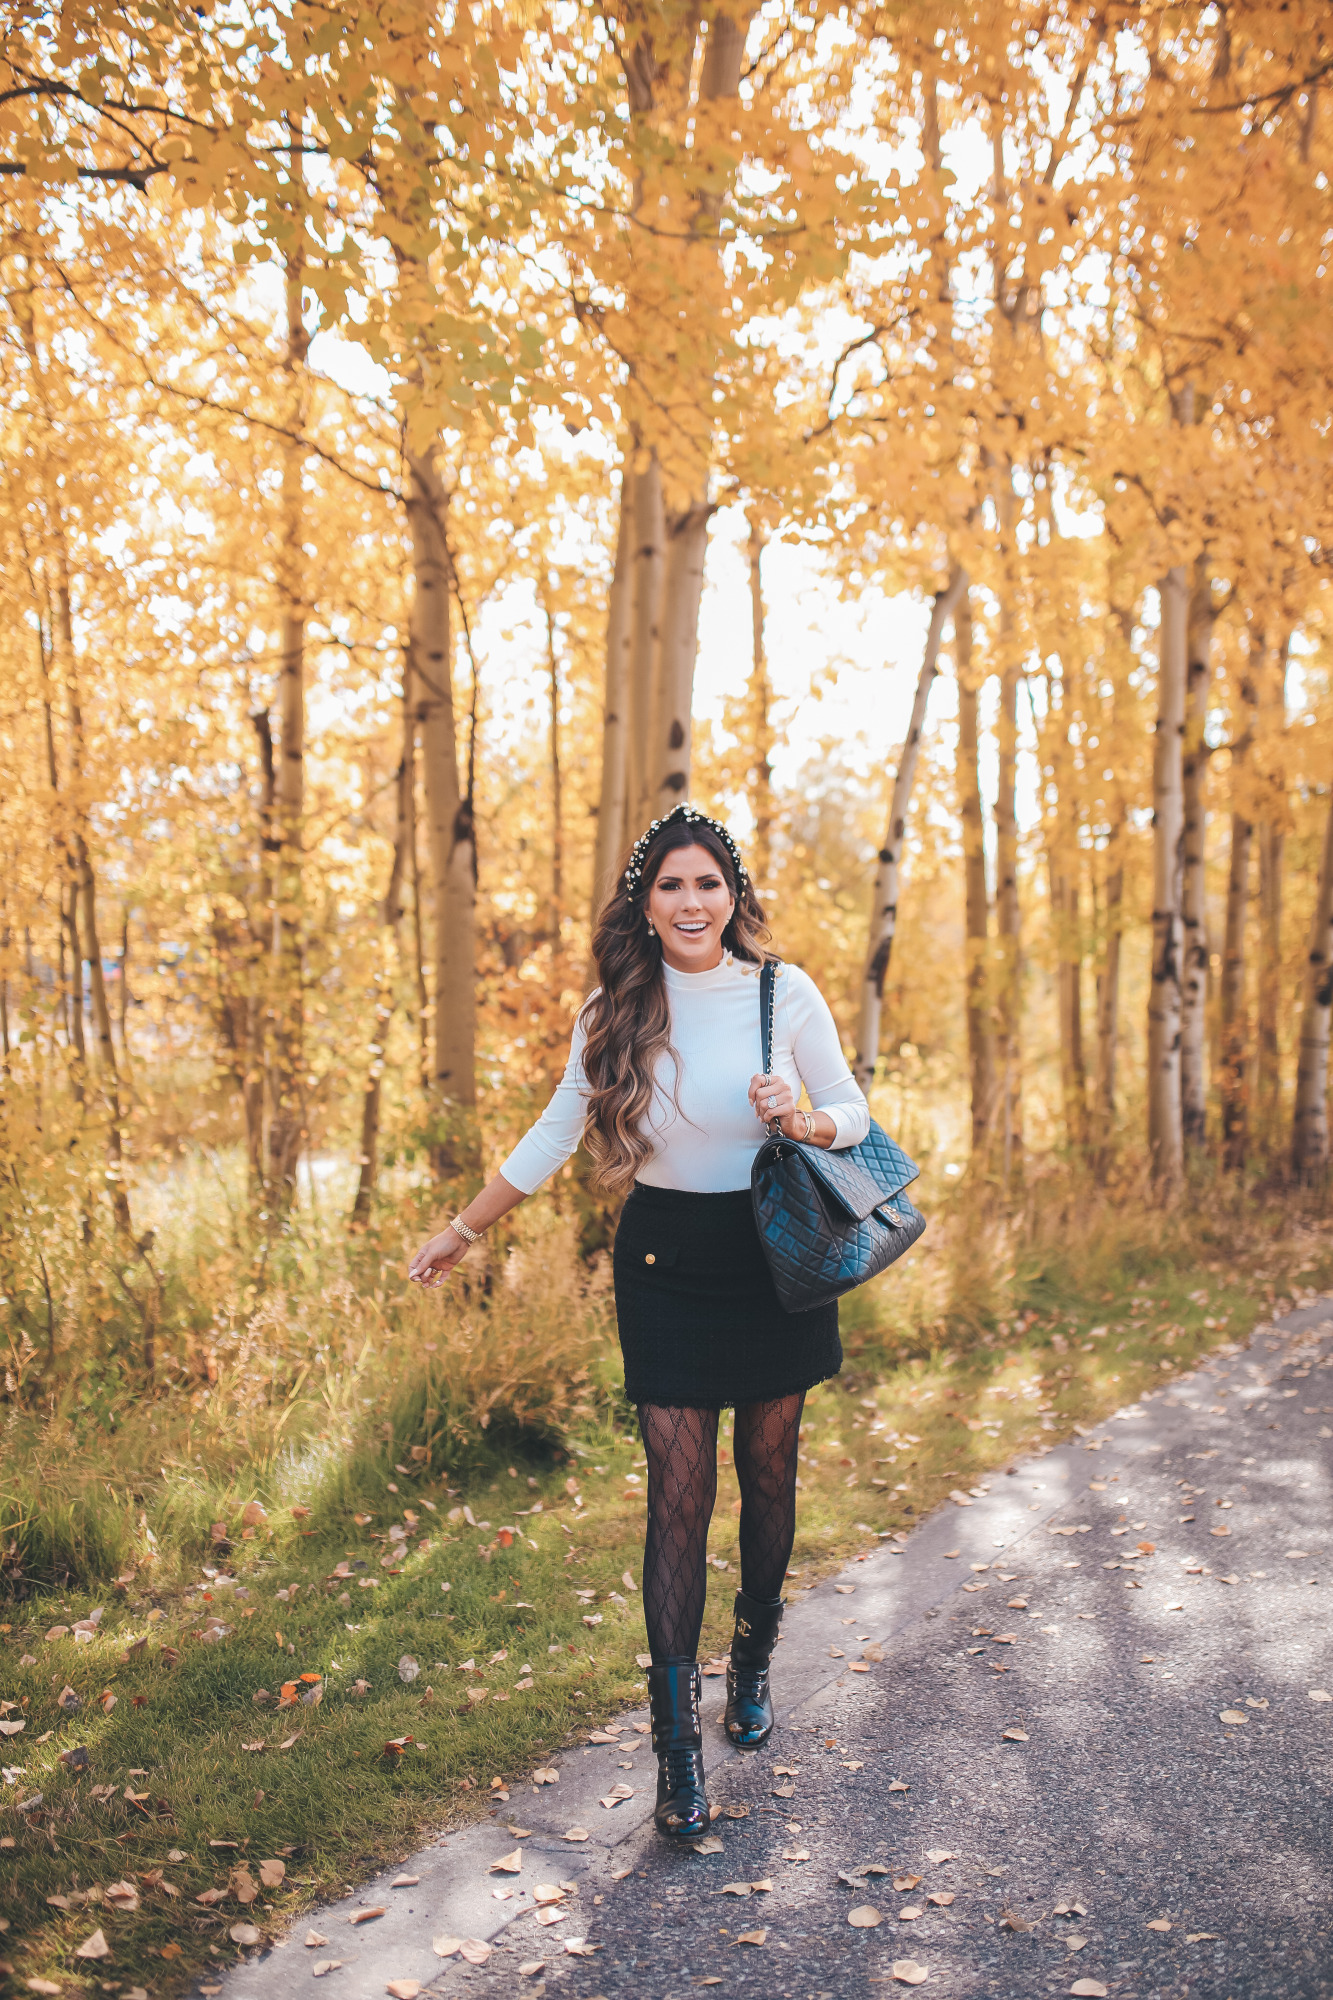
[408,1226,470,1289]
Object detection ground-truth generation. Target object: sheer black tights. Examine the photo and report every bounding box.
[637,1394,805,1663]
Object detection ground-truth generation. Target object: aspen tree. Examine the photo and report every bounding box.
[1255,632,1291,1149]
[745,518,775,894]
[1147,567,1188,1184]
[351,668,416,1228]
[1180,559,1218,1152]
[1219,626,1263,1171]
[266,231,310,1204]
[1291,787,1333,1181]
[407,448,477,1172]
[626,455,666,832]
[854,568,967,1092]
[591,469,635,917]
[954,591,996,1156]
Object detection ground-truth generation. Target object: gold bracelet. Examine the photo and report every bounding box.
[799,1109,815,1143]
[449,1214,484,1245]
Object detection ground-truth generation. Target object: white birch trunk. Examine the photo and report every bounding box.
[627,455,665,830]
[351,664,415,1227]
[1219,808,1253,1169]
[1179,562,1213,1151]
[1291,784,1333,1179]
[1147,565,1188,1183]
[267,248,309,1198]
[1093,795,1126,1168]
[854,567,966,1091]
[746,519,774,893]
[955,590,996,1156]
[650,502,711,817]
[591,467,636,918]
[407,446,477,1159]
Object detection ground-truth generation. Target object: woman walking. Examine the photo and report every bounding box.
[409,803,870,1840]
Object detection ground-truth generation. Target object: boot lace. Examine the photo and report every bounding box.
[662,1742,702,1791]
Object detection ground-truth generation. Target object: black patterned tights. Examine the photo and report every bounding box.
[636,1394,805,1663]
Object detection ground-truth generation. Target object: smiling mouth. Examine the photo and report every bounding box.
[674,921,709,935]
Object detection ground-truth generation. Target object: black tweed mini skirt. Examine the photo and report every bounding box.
[612,1182,842,1409]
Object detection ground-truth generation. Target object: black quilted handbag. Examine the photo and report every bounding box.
[751,960,926,1313]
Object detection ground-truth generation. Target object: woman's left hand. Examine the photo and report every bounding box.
[749,1071,797,1128]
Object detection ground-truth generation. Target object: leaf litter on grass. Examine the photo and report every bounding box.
[2,1205,1289,2000]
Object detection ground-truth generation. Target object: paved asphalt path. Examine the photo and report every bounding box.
[218,1300,1333,2000]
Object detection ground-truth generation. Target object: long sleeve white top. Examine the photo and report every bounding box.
[500,953,871,1197]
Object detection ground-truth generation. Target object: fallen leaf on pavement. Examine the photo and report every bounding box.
[926,1892,954,1907]
[489,1850,523,1873]
[784,1847,810,1862]
[893,1875,922,1891]
[311,1961,343,1977]
[848,1906,882,1927]
[898,1905,922,1921]
[1070,1983,1108,1998]
[304,1931,329,1948]
[458,1940,492,1965]
[386,1982,422,1998]
[888,1780,910,1793]
[349,1906,386,1925]
[925,1850,955,1865]
[229,1924,261,1946]
[1218,1710,1247,1725]
[691,1836,725,1855]
[532,1766,560,1783]
[518,1964,545,1979]
[723,1883,752,1897]
[75,1928,111,1960]
[562,1826,589,1842]
[891,1962,928,1985]
[1066,1936,1088,1952]
[735,1929,766,1945]
[1185,1932,1220,1942]
[1147,1918,1172,1931]
[1002,1727,1029,1742]
[433,1937,463,1957]
[1309,1690,1331,1702]
[834,1584,855,1594]
[391,1875,420,1888]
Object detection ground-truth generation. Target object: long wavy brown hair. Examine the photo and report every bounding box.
[581,817,773,1196]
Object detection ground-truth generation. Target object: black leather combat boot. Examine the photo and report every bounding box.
[647,1657,710,1840]
[723,1590,784,1749]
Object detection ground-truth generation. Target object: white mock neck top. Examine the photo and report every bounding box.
[499,954,870,1197]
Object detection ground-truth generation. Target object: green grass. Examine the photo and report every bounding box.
[4,1170,1333,1993]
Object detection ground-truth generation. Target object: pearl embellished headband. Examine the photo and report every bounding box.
[623,801,749,900]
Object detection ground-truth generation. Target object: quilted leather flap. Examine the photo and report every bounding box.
[854,1119,922,1196]
[754,1117,919,1223]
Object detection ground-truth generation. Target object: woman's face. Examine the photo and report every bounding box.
[645,841,735,973]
